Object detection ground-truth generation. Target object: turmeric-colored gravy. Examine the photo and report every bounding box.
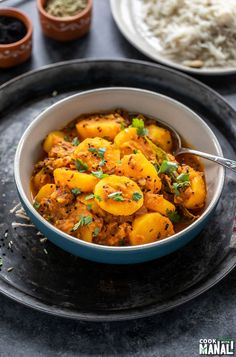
[31,110,207,246]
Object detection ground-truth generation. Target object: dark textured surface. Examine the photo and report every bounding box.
[0,60,236,322]
[0,0,236,356]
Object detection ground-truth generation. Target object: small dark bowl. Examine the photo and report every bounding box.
[0,8,33,68]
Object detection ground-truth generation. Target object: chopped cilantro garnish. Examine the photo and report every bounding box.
[71,188,81,196]
[120,122,125,130]
[166,209,180,223]
[172,172,190,195]
[88,147,97,154]
[72,137,80,146]
[88,147,107,167]
[99,159,106,167]
[173,181,190,196]
[74,159,88,172]
[91,170,108,179]
[72,215,92,232]
[33,201,40,210]
[93,227,100,237]
[95,194,102,202]
[87,203,92,211]
[176,173,190,182]
[98,147,106,158]
[173,182,180,196]
[133,149,138,154]
[131,118,148,136]
[159,160,178,174]
[132,191,142,201]
[108,191,124,202]
[88,147,106,159]
[85,193,94,200]
[132,118,144,130]
[64,135,70,142]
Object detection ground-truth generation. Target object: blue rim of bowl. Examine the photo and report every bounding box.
[14,87,225,252]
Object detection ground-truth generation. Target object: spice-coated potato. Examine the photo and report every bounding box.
[147,124,172,152]
[33,168,53,191]
[76,116,122,141]
[53,168,98,192]
[118,152,162,192]
[79,220,98,243]
[73,137,120,172]
[69,204,103,243]
[114,127,155,159]
[35,183,56,203]
[129,212,174,245]
[43,131,65,153]
[74,137,110,152]
[94,175,143,216]
[55,214,97,243]
[114,127,138,147]
[179,168,206,210]
[78,219,103,244]
[144,193,176,216]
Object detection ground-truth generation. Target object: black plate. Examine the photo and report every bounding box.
[0,59,236,321]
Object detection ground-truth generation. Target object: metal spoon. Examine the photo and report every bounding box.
[157,120,236,173]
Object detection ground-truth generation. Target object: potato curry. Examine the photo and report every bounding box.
[31,110,207,246]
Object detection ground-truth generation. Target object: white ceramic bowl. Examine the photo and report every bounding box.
[14,87,225,264]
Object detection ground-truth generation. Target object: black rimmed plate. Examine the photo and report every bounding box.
[0,59,235,321]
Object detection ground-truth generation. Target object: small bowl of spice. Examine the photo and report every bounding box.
[37,0,92,41]
[0,8,33,68]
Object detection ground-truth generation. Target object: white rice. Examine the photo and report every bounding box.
[143,0,236,68]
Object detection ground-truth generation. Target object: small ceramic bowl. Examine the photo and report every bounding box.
[37,0,92,41]
[14,88,225,264]
[0,8,33,68]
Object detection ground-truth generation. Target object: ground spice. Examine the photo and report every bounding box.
[45,0,88,18]
[0,16,27,44]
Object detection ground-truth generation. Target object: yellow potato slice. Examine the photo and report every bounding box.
[94,175,143,216]
[114,127,155,159]
[33,168,53,191]
[144,193,176,216]
[53,168,98,192]
[43,131,65,153]
[73,137,120,172]
[180,168,206,210]
[147,124,172,152]
[118,152,162,193]
[129,212,174,246]
[35,183,56,203]
[80,223,95,243]
[76,115,122,140]
[56,211,97,243]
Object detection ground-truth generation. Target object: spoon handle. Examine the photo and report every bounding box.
[177,148,236,173]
